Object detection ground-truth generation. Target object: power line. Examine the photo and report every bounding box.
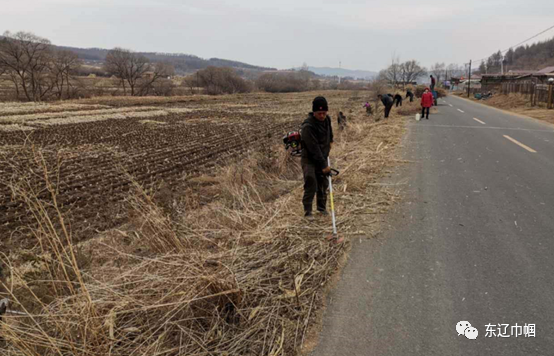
[467,23,554,64]
[507,24,554,51]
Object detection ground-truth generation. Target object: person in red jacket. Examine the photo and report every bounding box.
[420,87,434,120]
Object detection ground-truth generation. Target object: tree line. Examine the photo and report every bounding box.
[478,36,554,74]
[0,31,177,101]
[1,30,372,101]
[0,32,82,101]
[379,57,466,87]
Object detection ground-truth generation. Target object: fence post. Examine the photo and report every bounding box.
[547,78,554,109]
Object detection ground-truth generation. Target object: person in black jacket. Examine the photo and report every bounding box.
[377,94,394,118]
[337,111,347,130]
[406,89,414,102]
[393,93,403,107]
[301,96,333,219]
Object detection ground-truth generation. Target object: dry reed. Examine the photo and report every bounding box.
[0,90,406,355]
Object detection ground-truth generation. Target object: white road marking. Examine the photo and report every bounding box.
[449,104,453,107]
[503,135,537,153]
[410,124,554,133]
[473,118,486,125]
[457,109,464,113]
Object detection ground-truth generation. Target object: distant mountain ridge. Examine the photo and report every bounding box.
[298,66,378,80]
[53,44,276,74]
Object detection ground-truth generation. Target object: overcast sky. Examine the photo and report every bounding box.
[2,0,554,71]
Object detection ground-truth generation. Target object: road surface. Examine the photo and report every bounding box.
[311,95,554,355]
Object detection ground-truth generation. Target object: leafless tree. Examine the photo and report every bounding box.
[51,50,82,99]
[400,60,426,88]
[446,63,465,77]
[256,71,311,93]
[137,62,175,96]
[310,78,321,90]
[478,61,487,74]
[379,55,402,86]
[197,66,252,95]
[0,31,54,101]
[183,74,200,94]
[105,48,150,96]
[196,66,220,94]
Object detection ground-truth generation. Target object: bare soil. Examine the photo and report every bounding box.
[0,90,409,355]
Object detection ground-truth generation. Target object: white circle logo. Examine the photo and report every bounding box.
[456,321,472,336]
[456,321,478,339]
[464,327,479,340]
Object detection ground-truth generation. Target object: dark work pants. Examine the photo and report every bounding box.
[395,98,402,107]
[384,104,393,118]
[421,107,430,118]
[302,159,329,213]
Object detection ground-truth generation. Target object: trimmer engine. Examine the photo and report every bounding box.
[282,131,302,156]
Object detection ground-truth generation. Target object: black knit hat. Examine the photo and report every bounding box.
[312,96,328,112]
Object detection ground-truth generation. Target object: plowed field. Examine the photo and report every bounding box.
[0,91,355,244]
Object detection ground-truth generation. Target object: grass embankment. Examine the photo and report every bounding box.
[456,92,554,124]
[0,91,410,355]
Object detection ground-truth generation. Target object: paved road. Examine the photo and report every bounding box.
[311,96,554,355]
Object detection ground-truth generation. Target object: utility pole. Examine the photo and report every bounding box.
[467,60,472,98]
[338,61,341,84]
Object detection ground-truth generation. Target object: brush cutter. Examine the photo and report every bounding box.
[326,157,344,244]
[282,132,343,243]
[282,131,302,156]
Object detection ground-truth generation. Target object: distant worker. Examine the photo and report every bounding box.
[337,111,347,130]
[301,96,333,219]
[420,87,434,120]
[406,89,414,102]
[363,102,373,115]
[377,94,394,119]
[393,93,403,107]
[430,75,436,91]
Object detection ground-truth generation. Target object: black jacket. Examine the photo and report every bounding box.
[381,95,393,106]
[301,113,333,170]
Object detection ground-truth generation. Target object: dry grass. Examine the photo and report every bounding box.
[462,93,554,124]
[0,90,406,355]
[0,106,195,128]
[66,95,214,107]
[0,102,110,116]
